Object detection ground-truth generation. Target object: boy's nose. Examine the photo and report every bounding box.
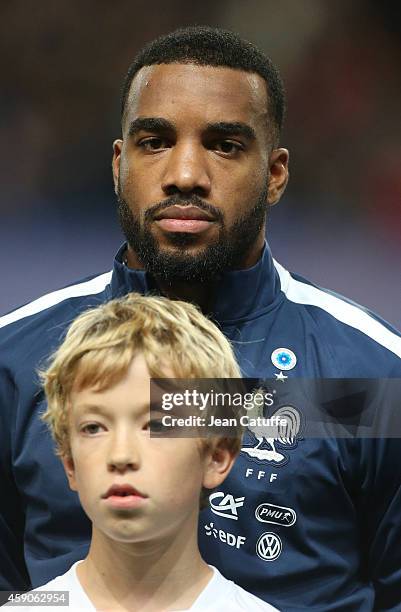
[107,432,140,472]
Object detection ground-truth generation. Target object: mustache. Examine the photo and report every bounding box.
[143,194,224,223]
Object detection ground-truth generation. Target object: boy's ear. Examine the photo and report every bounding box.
[61,455,78,492]
[202,439,237,490]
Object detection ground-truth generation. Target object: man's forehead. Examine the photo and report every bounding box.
[124,63,268,127]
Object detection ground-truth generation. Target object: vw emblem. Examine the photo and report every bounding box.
[256,532,282,561]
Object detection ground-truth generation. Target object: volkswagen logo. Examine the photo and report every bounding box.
[256,532,282,561]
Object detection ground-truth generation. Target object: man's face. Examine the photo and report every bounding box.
[113,63,288,281]
[63,355,226,545]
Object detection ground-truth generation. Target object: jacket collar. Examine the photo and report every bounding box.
[110,242,282,324]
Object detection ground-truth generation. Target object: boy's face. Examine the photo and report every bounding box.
[62,354,233,544]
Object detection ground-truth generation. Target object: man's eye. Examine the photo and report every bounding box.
[81,423,104,435]
[139,137,169,151]
[214,141,243,155]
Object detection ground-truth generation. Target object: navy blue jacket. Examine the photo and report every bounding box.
[1,243,401,611]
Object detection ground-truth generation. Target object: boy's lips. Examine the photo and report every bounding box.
[102,484,147,498]
[102,484,148,509]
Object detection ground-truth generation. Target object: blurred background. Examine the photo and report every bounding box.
[1,0,400,327]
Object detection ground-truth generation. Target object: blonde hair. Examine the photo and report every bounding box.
[41,293,242,461]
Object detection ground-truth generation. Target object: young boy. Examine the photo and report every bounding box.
[13,294,278,611]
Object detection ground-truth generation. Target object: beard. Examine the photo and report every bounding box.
[117,188,267,284]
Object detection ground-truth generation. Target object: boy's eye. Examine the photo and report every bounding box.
[81,423,104,435]
[144,413,167,435]
[147,418,165,433]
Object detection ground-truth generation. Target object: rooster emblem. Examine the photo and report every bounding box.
[241,405,302,465]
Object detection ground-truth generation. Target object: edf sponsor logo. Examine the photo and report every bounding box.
[204,522,246,549]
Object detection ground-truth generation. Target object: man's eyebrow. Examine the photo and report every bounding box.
[128,117,174,136]
[205,122,256,140]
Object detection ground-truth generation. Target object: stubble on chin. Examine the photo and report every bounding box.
[116,189,268,282]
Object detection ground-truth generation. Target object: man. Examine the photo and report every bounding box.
[0,26,400,611]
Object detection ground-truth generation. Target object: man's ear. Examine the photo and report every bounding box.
[202,440,237,490]
[61,455,78,492]
[112,139,123,195]
[267,148,289,206]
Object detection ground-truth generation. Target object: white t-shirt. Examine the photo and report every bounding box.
[5,562,279,611]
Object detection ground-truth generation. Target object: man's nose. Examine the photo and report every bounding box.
[161,142,211,196]
[107,431,140,473]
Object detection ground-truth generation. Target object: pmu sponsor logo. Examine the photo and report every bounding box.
[209,491,245,521]
[204,522,246,549]
[255,503,297,527]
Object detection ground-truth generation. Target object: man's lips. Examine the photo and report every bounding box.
[154,205,215,221]
[154,205,216,234]
[102,484,148,509]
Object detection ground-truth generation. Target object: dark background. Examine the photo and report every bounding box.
[1,0,400,327]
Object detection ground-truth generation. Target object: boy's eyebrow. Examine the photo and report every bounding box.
[149,401,168,414]
[74,402,156,417]
[128,117,174,136]
[205,121,256,141]
[73,403,110,416]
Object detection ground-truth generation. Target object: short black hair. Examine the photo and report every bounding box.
[121,26,286,146]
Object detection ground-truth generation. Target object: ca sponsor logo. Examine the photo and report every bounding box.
[209,491,245,521]
[204,522,246,549]
[255,503,296,527]
[256,532,282,561]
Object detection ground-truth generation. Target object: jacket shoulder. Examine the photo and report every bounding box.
[0,270,112,361]
[274,260,401,368]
